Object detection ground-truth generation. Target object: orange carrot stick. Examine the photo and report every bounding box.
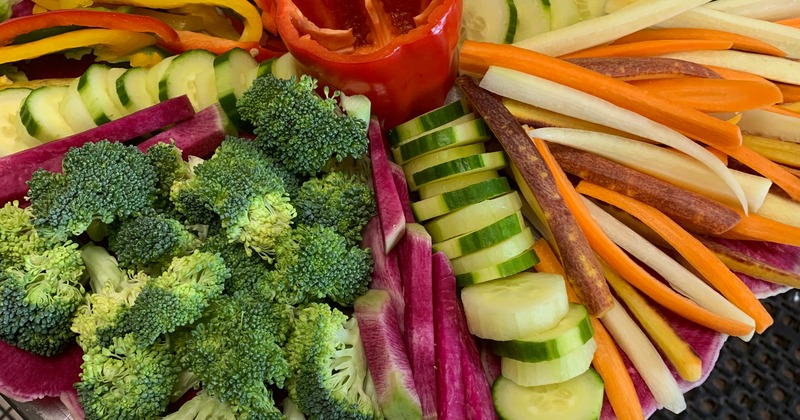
[459,41,743,151]
[575,181,773,333]
[764,104,800,118]
[774,82,800,103]
[705,146,729,165]
[611,28,787,57]
[720,208,800,247]
[560,39,733,60]
[775,17,800,29]
[726,145,800,201]
[628,77,782,112]
[533,238,644,420]
[531,136,753,337]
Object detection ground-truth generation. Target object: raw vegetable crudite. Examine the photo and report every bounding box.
[273,0,462,128]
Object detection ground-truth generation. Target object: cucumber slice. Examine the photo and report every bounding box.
[104,67,127,117]
[460,272,569,341]
[433,211,525,259]
[159,49,217,111]
[256,52,302,80]
[19,86,74,142]
[462,0,518,44]
[455,249,539,287]
[59,77,97,133]
[451,228,536,275]
[214,47,258,128]
[501,338,597,386]
[403,143,486,182]
[117,67,157,113]
[394,112,477,150]
[0,88,40,156]
[425,191,523,242]
[490,304,593,363]
[412,176,511,221]
[419,171,500,200]
[513,0,551,42]
[410,151,508,190]
[550,0,582,29]
[492,369,604,420]
[575,0,607,20]
[145,55,176,104]
[78,64,128,124]
[388,99,471,147]
[394,118,491,165]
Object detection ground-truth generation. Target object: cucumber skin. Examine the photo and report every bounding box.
[413,177,512,222]
[388,99,470,147]
[395,119,491,164]
[456,250,539,287]
[412,152,508,188]
[489,305,594,363]
[433,212,524,258]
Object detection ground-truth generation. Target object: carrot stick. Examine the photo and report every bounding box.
[705,146,729,165]
[560,39,734,60]
[720,207,800,247]
[764,104,800,118]
[531,136,753,337]
[628,77,782,112]
[726,144,800,201]
[775,17,800,29]
[459,41,743,151]
[774,82,800,103]
[576,181,773,333]
[611,28,787,57]
[532,238,644,420]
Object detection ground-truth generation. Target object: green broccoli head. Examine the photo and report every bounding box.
[199,233,271,295]
[27,140,157,239]
[294,171,376,245]
[238,75,368,177]
[120,251,229,347]
[0,243,85,356]
[181,137,296,260]
[108,213,198,270]
[146,142,191,205]
[76,333,179,420]
[273,225,372,306]
[0,201,46,271]
[184,292,293,416]
[286,303,380,420]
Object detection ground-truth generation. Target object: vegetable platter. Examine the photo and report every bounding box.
[0,0,798,419]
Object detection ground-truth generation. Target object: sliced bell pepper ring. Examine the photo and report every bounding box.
[0,9,180,46]
[166,30,283,62]
[274,0,462,129]
[253,0,278,35]
[0,28,156,65]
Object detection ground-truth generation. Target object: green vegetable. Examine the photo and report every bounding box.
[286,303,380,419]
[108,213,198,270]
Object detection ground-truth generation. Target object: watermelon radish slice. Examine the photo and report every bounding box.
[399,223,436,419]
[12,0,34,18]
[432,251,466,419]
[355,289,422,419]
[60,388,85,420]
[388,161,415,223]
[0,340,83,402]
[362,217,405,329]
[137,104,228,159]
[368,119,406,253]
[478,339,502,387]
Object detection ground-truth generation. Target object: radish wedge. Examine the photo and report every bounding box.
[431,251,465,419]
[399,223,436,418]
[388,161,415,223]
[368,119,406,253]
[137,104,227,159]
[0,95,195,204]
[355,289,423,419]
[512,0,711,57]
[479,66,749,213]
[362,218,405,327]
[0,340,83,402]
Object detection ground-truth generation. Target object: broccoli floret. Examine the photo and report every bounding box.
[75,333,179,420]
[27,140,157,240]
[170,156,221,227]
[184,292,292,416]
[294,171,376,245]
[0,201,46,271]
[0,243,85,356]
[199,233,271,295]
[146,142,191,207]
[163,389,283,420]
[286,303,380,420]
[108,213,198,270]
[175,137,296,259]
[120,251,229,347]
[238,75,368,176]
[272,225,372,306]
[71,244,148,350]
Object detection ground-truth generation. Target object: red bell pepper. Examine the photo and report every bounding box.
[168,30,283,62]
[274,0,462,129]
[0,9,180,46]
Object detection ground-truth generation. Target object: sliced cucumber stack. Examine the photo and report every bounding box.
[412,176,511,221]
[116,66,157,113]
[59,77,97,133]
[460,272,569,341]
[513,0,551,42]
[387,98,471,147]
[214,48,258,128]
[455,250,539,286]
[409,150,508,190]
[145,55,176,105]
[425,191,523,242]
[462,0,519,44]
[0,88,40,156]
[393,118,491,165]
[159,49,218,111]
[256,52,302,80]
[492,369,604,420]
[78,64,128,124]
[403,143,487,181]
[432,212,525,259]
[19,86,74,142]
[501,338,597,386]
[451,228,536,275]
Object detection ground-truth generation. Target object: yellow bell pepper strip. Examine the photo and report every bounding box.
[0,28,155,65]
[169,4,240,40]
[90,0,262,43]
[0,9,180,46]
[166,30,282,62]
[32,0,93,9]
[131,7,205,31]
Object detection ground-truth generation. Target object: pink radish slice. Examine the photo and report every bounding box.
[368,119,406,253]
[388,161,415,223]
[362,217,405,330]
[432,251,465,419]
[0,340,83,402]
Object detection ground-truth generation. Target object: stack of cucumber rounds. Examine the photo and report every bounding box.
[388,100,605,419]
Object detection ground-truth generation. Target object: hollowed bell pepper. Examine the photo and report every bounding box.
[274,0,462,128]
[0,9,180,46]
